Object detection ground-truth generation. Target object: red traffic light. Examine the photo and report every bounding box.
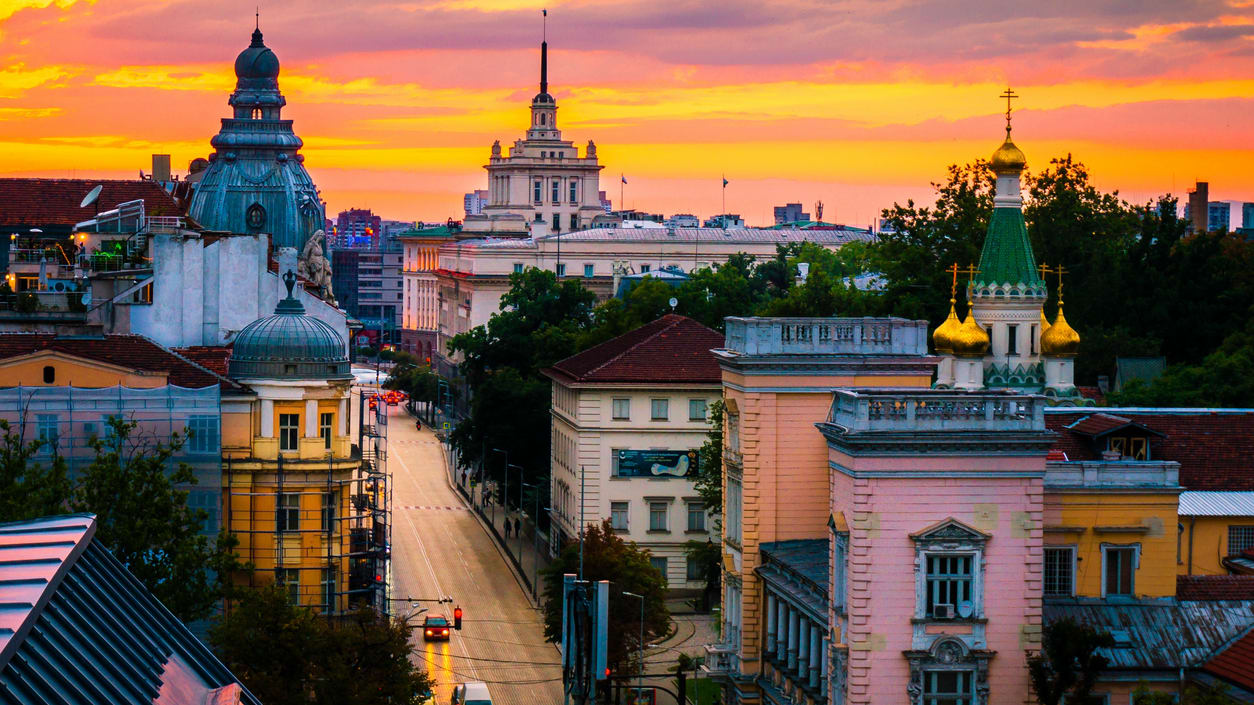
[605,668,611,678]
[453,606,463,630]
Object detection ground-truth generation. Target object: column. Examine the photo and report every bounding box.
[765,593,777,652]
[820,638,829,696]
[809,627,822,689]
[260,399,274,438]
[339,398,348,436]
[797,618,809,679]
[787,607,799,671]
[305,399,318,437]
[776,600,787,661]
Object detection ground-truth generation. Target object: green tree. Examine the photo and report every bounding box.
[0,419,71,522]
[1133,681,1241,705]
[210,586,435,705]
[1110,313,1254,407]
[72,415,242,621]
[541,520,670,673]
[1028,617,1114,705]
[682,538,721,612]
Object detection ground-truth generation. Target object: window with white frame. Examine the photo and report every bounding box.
[650,398,669,420]
[36,414,58,454]
[569,178,578,203]
[923,669,974,705]
[278,413,299,451]
[321,492,336,533]
[686,556,703,581]
[640,263,651,273]
[611,449,624,475]
[612,398,630,420]
[611,501,629,531]
[557,263,566,277]
[649,556,667,582]
[911,519,987,621]
[584,263,594,278]
[533,178,542,204]
[688,398,707,421]
[726,475,743,545]
[321,567,336,612]
[276,568,300,604]
[832,529,848,613]
[319,412,334,450]
[1044,546,1076,597]
[551,178,560,203]
[1229,526,1254,556]
[513,262,524,274]
[187,414,219,454]
[687,502,706,532]
[278,493,300,533]
[925,554,973,619]
[649,502,669,531]
[1103,545,1138,597]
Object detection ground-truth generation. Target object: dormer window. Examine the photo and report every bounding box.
[1107,436,1149,460]
[251,107,263,119]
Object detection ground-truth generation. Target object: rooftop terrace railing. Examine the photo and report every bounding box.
[827,389,1046,433]
[722,316,929,356]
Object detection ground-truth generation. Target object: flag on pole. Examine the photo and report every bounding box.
[621,176,628,185]
[723,177,729,188]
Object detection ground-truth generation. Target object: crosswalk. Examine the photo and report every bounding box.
[398,505,468,512]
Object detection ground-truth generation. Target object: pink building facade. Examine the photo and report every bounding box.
[821,391,1050,704]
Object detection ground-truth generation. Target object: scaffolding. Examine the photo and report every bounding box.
[223,392,391,616]
[0,384,223,534]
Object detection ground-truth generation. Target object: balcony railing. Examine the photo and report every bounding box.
[702,643,739,677]
[828,389,1046,433]
[722,316,928,357]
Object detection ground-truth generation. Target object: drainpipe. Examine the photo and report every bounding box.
[1188,517,1196,575]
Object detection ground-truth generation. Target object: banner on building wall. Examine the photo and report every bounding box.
[615,449,698,478]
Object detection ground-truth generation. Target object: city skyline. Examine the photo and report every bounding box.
[2,0,1252,224]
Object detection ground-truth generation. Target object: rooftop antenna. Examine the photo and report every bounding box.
[256,6,260,31]
[815,200,824,222]
[540,9,548,95]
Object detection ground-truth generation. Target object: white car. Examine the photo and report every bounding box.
[451,682,491,705]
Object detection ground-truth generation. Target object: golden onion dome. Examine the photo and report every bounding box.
[990,135,1027,173]
[933,299,962,353]
[952,306,991,357]
[1041,305,1081,356]
[1039,309,1051,334]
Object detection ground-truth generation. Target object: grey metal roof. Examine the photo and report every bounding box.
[229,285,350,381]
[1045,600,1254,670]
[537,227,875,245]
[1179,491,1254,517]
[758,539,828,622]
[0,514,260,704]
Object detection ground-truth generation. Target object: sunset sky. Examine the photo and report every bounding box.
[2,0,1252,226]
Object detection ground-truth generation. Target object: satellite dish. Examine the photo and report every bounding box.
[80,185,103,209]
[957,600,974,619]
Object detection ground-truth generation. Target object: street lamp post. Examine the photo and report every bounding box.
[623,591,646,701]
[490,447,508,527]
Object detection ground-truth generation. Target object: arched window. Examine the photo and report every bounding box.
[251,107,263,119]
[42,365,55,384]
[540,113,546,126]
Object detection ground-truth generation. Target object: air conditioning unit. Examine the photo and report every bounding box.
[933,604,955,620]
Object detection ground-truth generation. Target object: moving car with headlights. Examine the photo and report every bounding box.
[422,614,451,641]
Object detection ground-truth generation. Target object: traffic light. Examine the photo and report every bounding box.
[453,606,463,630]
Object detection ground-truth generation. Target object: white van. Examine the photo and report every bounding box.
[451,682,492,705]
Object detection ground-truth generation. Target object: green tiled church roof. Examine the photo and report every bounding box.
[975,207,1044,289]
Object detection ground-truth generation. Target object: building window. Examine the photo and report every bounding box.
[640,263,651,273]
[551,178,560,203]
[923,669,974,705]
[321,567,337,612]
[320,412,334,450]
[569,178,578,203]
[1006,323,1018,355]
[279,413,300,451]
[278,493,300,533]
[650,398,669,420]
[187,415,220,454]
[1030,324,1038,354]
[1229,526,1254,556]
[1103,545,1138,597]
[649,502,669,532]
[251,107,263,119]
[612,398,630,420]
[688,398,707,421]
[556,263,566,277]
[611,448,624,475]
[276,568,300,604]
[584,263,594,278]
[36,414,59,454]
[925,554,973,619]
[322,492,336,533]
[687,502,706,532]
[533,178,543,204]
[246,203,266,231]
[611,501,629,531]
[650,556,667,582]
[42,365,54,383]
[686,556,704,581]
[1044,546,1075,598]
[513,262,524,274]
[726,476,743,544]
[570,213,578,231]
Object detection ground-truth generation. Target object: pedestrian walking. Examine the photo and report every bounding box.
[503,519,511,538]
[514,517,521,539]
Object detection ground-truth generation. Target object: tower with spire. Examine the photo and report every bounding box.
[188,19,324,254]
[933,91,1090,404]
[462,15,605,239]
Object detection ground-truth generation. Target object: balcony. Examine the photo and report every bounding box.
[721,316,928,357]
[702,642,739,677]
[827,389,1046,433]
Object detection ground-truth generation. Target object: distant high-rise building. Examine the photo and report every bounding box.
[599,191,612,213]
[773,202,810,225]
[334,208,382,247]
[1208,201,1231,232]
[463,190,489,217]
[1186,181,1209,234]
[1243,202,1254,233]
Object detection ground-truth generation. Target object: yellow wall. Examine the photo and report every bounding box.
[0,354,169,388]
[1181,516,1252,576]
[1044,490,1179,598]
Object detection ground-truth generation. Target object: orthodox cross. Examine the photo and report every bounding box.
[1053,264,1069,302]
[962,263,981,282]
[946,263,961,299]
[1000,87,1018,135]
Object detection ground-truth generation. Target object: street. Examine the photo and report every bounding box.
[380,401,565,705]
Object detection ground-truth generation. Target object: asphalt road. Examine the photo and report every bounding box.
[381,402,565,705]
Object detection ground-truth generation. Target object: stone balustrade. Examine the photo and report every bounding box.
[827,389,1046,433]
[721,316,929,357]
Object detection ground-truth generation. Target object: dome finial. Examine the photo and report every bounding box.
[1000,86,1018,139]
[282,269,296,299]
[990,88,1027,174]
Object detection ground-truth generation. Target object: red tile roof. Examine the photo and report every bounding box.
[0,178,183,228]
[1066,412,1134,436]
[1046,410,1254,490]
[0,333,239,389]
[544,314,724,384]
[1178,575,1254,601]
[173,346,233,377]
[1203,624,1254,691]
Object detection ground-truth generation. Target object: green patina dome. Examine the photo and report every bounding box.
[229,273,350,380]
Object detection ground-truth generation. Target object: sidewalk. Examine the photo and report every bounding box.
[453,469,551,605]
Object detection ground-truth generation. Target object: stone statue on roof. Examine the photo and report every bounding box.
[298,229,335,305]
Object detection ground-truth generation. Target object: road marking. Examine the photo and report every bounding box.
[398,505,468,511]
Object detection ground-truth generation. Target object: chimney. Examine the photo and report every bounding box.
[151,154,171,183]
